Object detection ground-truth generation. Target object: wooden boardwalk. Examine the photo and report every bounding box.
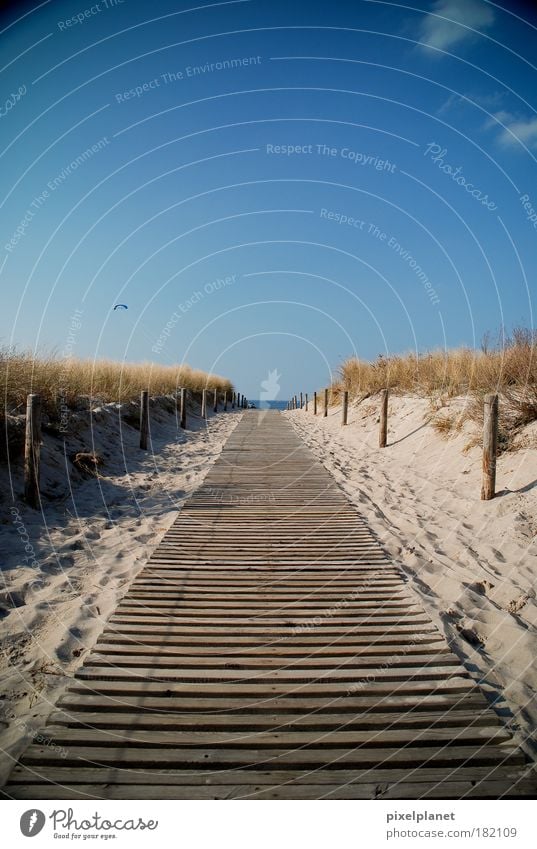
[4,411,536,799]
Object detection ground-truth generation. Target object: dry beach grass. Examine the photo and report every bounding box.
[329,329,537,443]
[1,348,233,415]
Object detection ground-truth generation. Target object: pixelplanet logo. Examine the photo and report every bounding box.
[20,809,46,837]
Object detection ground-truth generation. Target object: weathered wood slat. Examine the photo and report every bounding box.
[6,779,536,800]
[4,411,535,800]
[19,744,525,769]
[48,709,498,731]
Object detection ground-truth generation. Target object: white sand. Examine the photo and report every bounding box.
[0,397,240,786]
[285,395,537,760]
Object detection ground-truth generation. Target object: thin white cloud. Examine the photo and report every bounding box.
[496,114,537,149]
[437,90,504,119]
[419,0,495,51]
[437,93,462,115]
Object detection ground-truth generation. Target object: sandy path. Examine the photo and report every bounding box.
[0,400,241,786]
[285,396,537,760]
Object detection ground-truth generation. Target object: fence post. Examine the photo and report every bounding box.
[201,389,207,419]
[324,388,328,418]
[379,389,389,448]
[481,393,499,500]
[223,391,227,412]
[180,387,187,429]
[300,392,303,409]
[140,390,149,450]
[313,391,317,415]
[342,390,349,426]
[213,388,218,414]
[305,393,308,412]
[24,394,42,508]
[232,392,235,409]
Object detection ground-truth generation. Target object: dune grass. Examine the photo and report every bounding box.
[328,328,537,434]
[1,349,233,415]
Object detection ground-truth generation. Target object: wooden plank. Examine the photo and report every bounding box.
[6,779,537,799]
[48,709,498,731]
[9,764,528,787]
[19,744,525,769]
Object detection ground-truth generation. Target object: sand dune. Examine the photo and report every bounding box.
[286,395,537,761]
[0,398,240,786]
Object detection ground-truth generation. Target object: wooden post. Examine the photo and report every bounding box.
[24,394,41,509]
[300,392,303,409]
[313,391,317,415]
[223,391,227,412]
[232,392,235,409]
[179,388,186,430]
[213,388,218,413]
[305,393,308,412]
[379,389,388,448]
[179,387,187,429]
[324,388,328,418]
[342,390,349,426]
[140,390,149,450]
[201,389,207,419]
[481,393,499,500]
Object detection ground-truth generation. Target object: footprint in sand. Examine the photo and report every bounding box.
[41,555,74,575]
[84,529,101,541]
[134,533,153,544]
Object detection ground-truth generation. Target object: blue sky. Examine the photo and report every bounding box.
[1,0,536,397]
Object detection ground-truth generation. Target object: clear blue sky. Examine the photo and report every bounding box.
[1,0,536,398]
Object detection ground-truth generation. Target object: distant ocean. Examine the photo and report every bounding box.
[248,400,288,410]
